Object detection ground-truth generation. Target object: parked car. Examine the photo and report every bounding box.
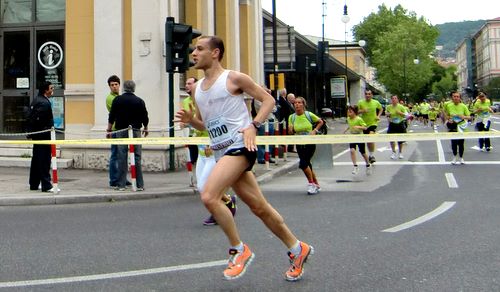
[492,101,500,113]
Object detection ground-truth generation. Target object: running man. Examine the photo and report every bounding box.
[357,89,383,163]
[174,36,313,281]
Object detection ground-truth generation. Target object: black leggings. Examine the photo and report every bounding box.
[297,144,316,170]
[451,139,465,157]
[476,121,491,149]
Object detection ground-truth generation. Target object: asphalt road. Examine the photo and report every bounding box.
[0,118,499,291]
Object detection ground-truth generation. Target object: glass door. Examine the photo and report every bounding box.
[0,29,33,134]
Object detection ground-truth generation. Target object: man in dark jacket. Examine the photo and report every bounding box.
[107,80,149,191]
[28,81,55,192]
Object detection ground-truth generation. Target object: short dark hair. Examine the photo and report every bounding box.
[201,36,225,61]
[38,81,52,96]
[186,77,198,83]
[107,75,120,85]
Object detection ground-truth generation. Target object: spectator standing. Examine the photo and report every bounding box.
[255,85,276,164]
[28,81,56,192]
[107,80,149,190]
[288,96,324,195]
[105,75,123,188]
[276,88,294,134]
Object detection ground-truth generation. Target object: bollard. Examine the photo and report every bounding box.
[128,126,137,191]
[50,127,59,194]
[273,120,279,164]
[185,144,194,187]
[264,120,270,170]
[281,120,288,161]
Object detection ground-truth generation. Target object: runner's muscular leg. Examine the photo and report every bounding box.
[201,155,247,246]
[232,171,298,248]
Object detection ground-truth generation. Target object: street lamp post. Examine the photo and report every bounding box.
[341,3,350,109]
[402,47,419,101]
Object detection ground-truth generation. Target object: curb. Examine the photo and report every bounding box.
[0,161,299,206]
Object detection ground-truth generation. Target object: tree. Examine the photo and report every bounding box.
[352,4,439,101]
[431,66,457,100]
[483,77,500,100]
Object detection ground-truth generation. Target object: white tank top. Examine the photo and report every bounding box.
[195,70,250,160]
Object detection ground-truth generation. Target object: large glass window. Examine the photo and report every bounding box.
[3,31,30,89]
[1,0,65,23]
[36,0,65,22]
[1,0,32,24]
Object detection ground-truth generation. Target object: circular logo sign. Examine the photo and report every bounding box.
[38,41,64,70]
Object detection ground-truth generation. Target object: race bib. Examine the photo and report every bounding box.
[206,116,235,150]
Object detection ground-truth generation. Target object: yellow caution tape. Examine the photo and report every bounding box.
[1,131,499,146]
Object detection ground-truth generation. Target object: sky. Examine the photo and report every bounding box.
[261,0,500,41]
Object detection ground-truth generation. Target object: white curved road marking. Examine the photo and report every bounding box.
[382,201,456,233]
[0,260,227,288]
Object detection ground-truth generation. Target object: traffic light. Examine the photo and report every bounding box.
[165,17,201,73]
[316,41,329,73]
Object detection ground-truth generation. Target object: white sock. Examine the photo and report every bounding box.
[289,240,302,255]
[231,242,244,252]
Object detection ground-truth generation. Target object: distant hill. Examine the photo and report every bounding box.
[435,20,486,58]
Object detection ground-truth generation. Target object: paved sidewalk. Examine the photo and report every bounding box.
[0,117,346,206]
[0,153,299,206]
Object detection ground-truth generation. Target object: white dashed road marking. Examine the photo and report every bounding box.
[382,201,456,233]
[445,173,458,188]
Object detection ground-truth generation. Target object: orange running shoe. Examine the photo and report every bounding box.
[285,242,314,281]
[223,244,255,280]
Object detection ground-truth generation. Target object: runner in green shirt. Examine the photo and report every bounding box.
[386,95,408,159]
[444,91,471,164]
[357,89,382,163]
[344,105,371,175]
[472,92,493,151]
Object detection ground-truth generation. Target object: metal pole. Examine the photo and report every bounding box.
[168,72,175,171]
[321,1,327,110]
[403,50,407,100]
[305,55,310,103]
[272,0,279,103]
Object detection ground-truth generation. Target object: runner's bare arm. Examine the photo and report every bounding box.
[173,84,206,131]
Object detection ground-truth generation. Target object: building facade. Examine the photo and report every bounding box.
[456,17,500,99]
[0,0,265,170]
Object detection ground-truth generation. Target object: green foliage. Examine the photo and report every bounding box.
[431,66,457,100]
[483,77,500,100]
[353,4,438,100]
